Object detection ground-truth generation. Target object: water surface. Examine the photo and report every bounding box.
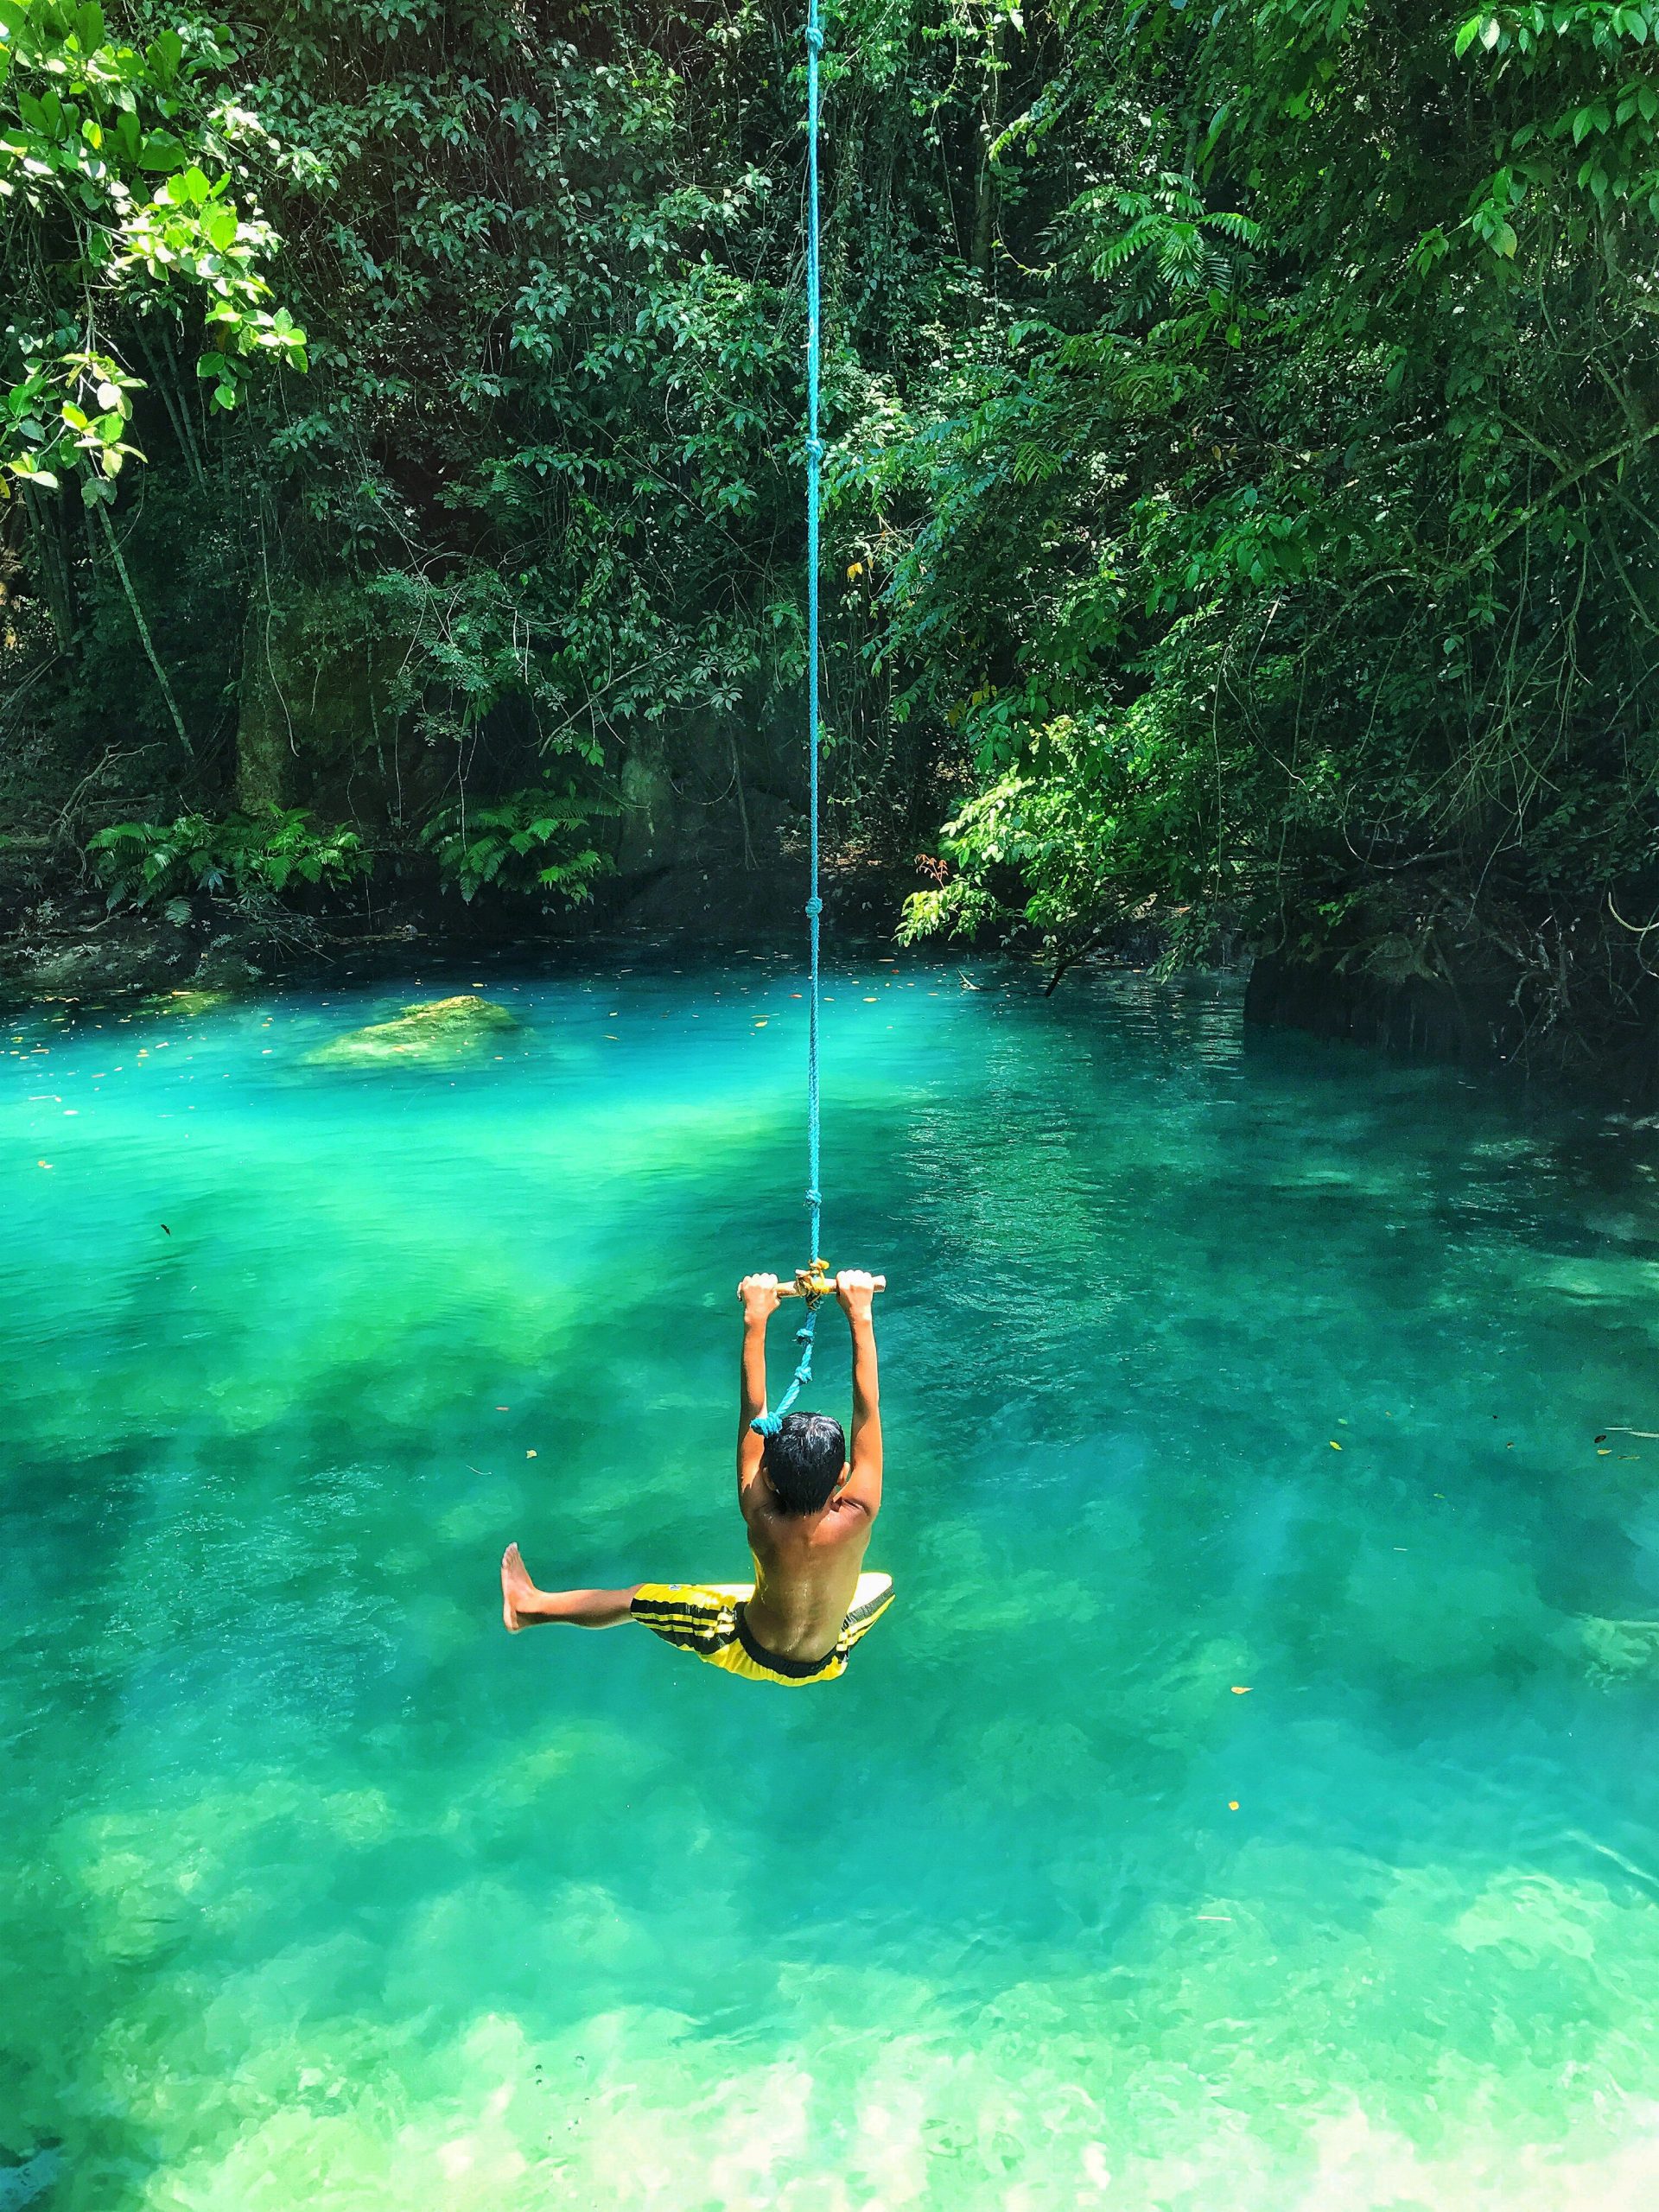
[5,959,1659,2209]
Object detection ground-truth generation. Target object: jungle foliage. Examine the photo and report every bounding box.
[880,0,1659,1046]
[86,804,366,905]
[3,0,1658,1039]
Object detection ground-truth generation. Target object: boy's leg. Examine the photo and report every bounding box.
[501,1543,641,1634]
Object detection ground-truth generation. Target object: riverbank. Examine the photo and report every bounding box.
[9,864,1656,1115]
[0,855,912,1010]
[1245,940,1659,1110]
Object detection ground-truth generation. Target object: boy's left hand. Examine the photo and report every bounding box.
[739,1272,782,1319]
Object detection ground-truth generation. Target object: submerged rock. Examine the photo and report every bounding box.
[0,2148,64,2212]
[1577,1614,1659,1684]
[306,995,521,1068]
[143,987,234,1019]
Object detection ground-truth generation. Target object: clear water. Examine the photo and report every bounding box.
[6,957,1659,2212]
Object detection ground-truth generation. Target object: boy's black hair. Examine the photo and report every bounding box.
[760,1410,847,1515]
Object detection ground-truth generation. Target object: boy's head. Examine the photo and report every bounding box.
[760,1411,848,1516]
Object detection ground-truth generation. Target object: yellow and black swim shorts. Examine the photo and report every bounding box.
[630,1574,894,1687]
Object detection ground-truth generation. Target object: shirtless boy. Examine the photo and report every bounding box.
[499,1268,891,1686]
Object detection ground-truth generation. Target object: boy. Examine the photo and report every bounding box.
[499,1268,890,1686]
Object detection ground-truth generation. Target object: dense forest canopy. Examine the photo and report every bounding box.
[3,0,1658,1052]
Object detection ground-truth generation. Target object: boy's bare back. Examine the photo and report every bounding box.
[735,1269,882,1660]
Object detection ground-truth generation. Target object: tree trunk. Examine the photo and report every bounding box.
[21,485,78,651]
[973,14,1007,275]
[97,501,194,759]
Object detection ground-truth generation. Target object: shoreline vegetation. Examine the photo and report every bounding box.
[5,0,1659,1095]
[5,890,1654,1110]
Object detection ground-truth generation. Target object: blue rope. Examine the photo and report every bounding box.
[753,0,825,1441]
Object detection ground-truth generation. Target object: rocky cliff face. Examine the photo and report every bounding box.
[233,578,811,927]
[234,586,420,822]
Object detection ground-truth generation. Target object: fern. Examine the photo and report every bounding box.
[1077,170,1259,303]
[419,785,619,905]
[88,810,371,910]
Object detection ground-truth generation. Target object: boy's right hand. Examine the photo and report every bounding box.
[739,1272,781,1319]
[836,1268,877,1322]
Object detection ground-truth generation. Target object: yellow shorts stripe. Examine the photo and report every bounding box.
[631,1573,893,1688]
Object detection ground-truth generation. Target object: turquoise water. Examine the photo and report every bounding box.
[6,957,1659,2210]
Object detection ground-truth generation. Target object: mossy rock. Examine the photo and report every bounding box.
[305,995,522,1068]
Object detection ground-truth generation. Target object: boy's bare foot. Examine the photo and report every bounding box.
[501,1541,535,1633]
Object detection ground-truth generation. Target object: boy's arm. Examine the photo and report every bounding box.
[736,1274,780,1497]
[836,1270,883,1518]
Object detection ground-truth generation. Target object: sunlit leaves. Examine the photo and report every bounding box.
[1,0,306,492]
[1455,1,1659,227]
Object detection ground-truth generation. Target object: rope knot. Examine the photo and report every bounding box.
[751,1411,781,1436]
[804,24,824,48]
[804,1186,821,1206]
[804,895,823,917]
[804,436,824,463]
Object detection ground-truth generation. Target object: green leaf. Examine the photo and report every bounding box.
[146,28,182,82]
[166,165,211,206]
[137,130,189,172]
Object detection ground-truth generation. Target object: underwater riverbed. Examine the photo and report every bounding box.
[5,957,1659,2210]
